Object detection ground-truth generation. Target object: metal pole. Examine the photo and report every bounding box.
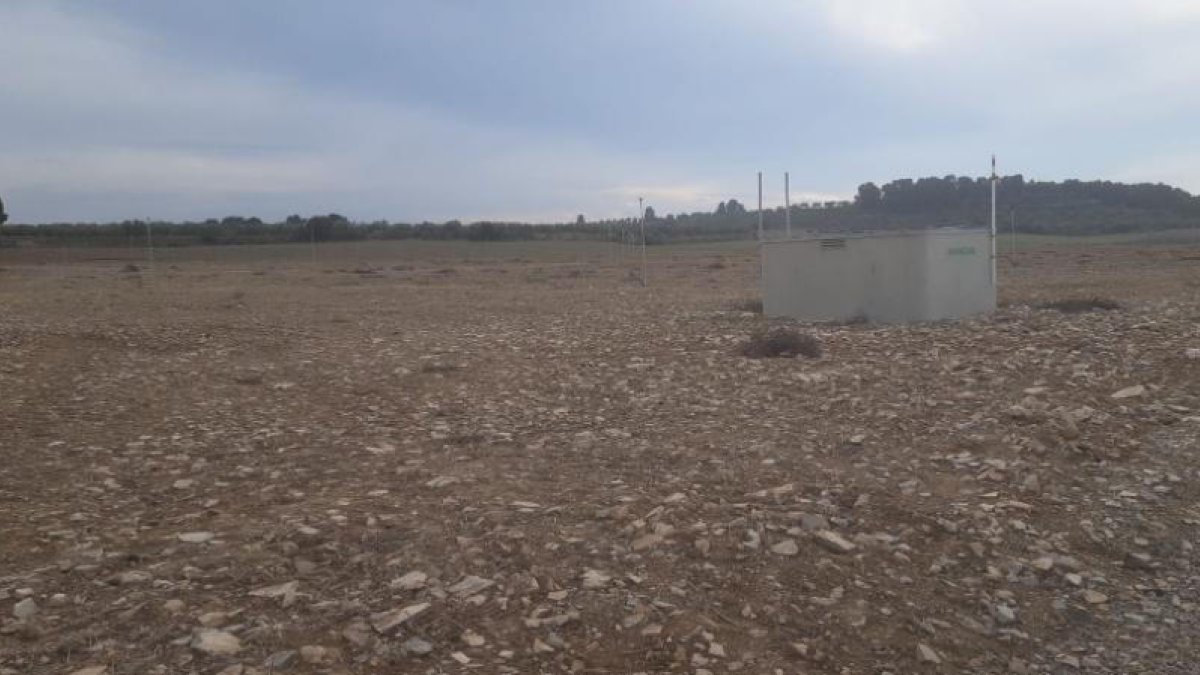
[638,196,646,287]
[784,171,791,239]
[146,219,154,266]
[990,155,997,288]
[757,172,763,241]
[309,219,316,264]
[1010,208,1016,257]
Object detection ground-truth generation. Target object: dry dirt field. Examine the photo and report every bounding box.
[2,240,1200,675]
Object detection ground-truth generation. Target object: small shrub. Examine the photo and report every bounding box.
[121,264,141,273]
[730,298,763,314]
[739,327,822,359]
[835,312,869,326]
[1038,297,1121,313]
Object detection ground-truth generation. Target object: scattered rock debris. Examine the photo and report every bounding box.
[2,245,1200,673]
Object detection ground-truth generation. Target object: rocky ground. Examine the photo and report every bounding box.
[1,241,1199,674]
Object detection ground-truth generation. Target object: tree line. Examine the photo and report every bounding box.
[1,175,1197,247]
[852,175,1200,234]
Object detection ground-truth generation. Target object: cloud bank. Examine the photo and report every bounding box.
[1,1,1197,223]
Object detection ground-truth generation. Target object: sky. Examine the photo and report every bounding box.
[2,1,1199,224]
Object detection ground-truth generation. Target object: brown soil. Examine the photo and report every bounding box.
[1,242,1199,674]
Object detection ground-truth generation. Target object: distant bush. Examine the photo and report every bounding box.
[1037,297,1121,313]
[739,327,821,359]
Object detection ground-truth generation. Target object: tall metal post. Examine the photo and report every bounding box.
[990,155,997,288]
[784,172,791,239]
[146,219,154,266]
[757,172,763,241]
[1010,208,1016,257]
[309,218,317,264]
[639,196,646,287]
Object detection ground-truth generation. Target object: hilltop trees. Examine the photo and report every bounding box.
[715,199,747,216]
[0,195,7,225]
[855,182,882,210]
[850,175,1199,223]
[4,175,1197,247]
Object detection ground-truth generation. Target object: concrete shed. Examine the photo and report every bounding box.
[760,228,995,323]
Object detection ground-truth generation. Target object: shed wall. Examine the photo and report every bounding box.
[761,230,994,323]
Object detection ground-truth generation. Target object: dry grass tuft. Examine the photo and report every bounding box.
[1037,297,1121,313]
[730,298,763,314]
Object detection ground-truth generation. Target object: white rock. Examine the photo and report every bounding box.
[248,580,299,601]
[581,569,612,589]
[402,636,433,655]
[917,643,941,664]
[391,570,427,590]
[448,575,494,597]
[631,530,665,551]
[770,539,799,556]
[299,645,328,663]
[994,604,1017,624]
[462,629,486,647]
[116,570,152,585]
[191,629,242,655]
[371,602,430,633]
[13,598,37,621]
[1111,385,1146,399]
[799,513,830,531]
[814,530,857,554]
[178,531,215,544]
[1031,556,1055,572]
[198,611,228,627]
[533,638,555,653]
[1082,589,1109,604]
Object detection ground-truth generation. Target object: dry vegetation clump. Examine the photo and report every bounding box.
[729,297,763,313]
[1037,296,1122,313]
[832,312,869,326]
[739,326,822,359]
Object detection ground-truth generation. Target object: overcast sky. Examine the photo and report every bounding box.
[2,1,1198,224]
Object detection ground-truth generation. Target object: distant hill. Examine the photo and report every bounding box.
[628,176,1200,241]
